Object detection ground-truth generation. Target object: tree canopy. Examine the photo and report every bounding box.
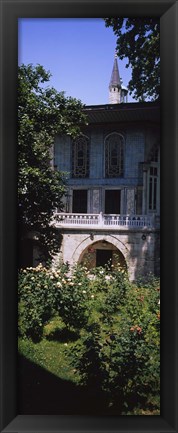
[18,64,86,264]
[104,18,160,101]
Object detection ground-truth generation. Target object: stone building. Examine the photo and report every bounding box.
[52,55,160,281]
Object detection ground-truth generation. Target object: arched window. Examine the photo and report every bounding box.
[72,135,89,178]
[105,133,124,178]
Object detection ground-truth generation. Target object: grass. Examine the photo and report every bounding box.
[18,317,81,384]
[18,312,113,384]
[18,317,111,415]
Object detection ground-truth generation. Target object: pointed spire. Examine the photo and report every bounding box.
[109,51,121,89]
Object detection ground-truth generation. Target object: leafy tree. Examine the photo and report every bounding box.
[18,64,86,264]
[104,18,160,101]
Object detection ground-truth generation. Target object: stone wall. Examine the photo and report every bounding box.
[53,229,160,281]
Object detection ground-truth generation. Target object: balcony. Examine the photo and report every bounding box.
[52,212,159,230]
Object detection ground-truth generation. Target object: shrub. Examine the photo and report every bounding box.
[100,269,129,324]
[55,265,91,330]
[18,264,62,340]
[70,323,108,390]
[106,316,160,413]
[18,263,91,339]
[103,283,160,413]
[69,275,160,414]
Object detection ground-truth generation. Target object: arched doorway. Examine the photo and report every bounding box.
[79,240,127,271]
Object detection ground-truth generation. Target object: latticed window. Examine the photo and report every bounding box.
[105,133,124,178]
[72,135,89,178]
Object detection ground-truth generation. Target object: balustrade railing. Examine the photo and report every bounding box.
[103,215,153,227]
[55,213,99,225]
[53,212,156,229]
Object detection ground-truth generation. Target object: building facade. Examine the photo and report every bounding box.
[52,56,160,281]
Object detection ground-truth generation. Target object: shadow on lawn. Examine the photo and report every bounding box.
[46,327,80,342]
[18,354,109,415]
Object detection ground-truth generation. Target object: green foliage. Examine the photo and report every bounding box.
[18,64,86,262]
[104,18,160,101]
[56,265,91,330]
[68,270,160,414]
[18,263,91,339]
[105,284,160,413]
[18,263,160,413]
[18,264,61,341]
[18,336,80,383]
[70,323,108,390]
[43,316,66,339]
[100,268,129,323]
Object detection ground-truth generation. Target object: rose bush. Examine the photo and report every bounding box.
[18,263,91,339]
[18,264,61,340]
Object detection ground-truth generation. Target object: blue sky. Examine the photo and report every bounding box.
[18,18,134,105]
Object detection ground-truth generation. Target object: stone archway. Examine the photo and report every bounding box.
[72,235,128,271]
[79,240,127,271]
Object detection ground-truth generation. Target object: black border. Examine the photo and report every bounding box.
[0,1,178,432]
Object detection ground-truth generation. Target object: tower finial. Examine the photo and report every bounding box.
[109,51,128,104]
[109,53,121,104]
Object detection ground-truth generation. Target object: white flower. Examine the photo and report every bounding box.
[82,290,86,294]
[91,294,95,298]
[56,282,62,288]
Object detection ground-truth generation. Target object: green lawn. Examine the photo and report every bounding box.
[18,317,81,383]
[18,317,111,415]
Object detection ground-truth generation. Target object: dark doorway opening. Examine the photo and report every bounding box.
[73,190,87,213]
[96,249,112,268]
[105,190,121,214]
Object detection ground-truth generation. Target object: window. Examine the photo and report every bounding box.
[105,190,121,214]
[72,135,89,178]
[105,133,124,177]
[148,146,159,212]
[149,166,158,211]
[72,190,88,213]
